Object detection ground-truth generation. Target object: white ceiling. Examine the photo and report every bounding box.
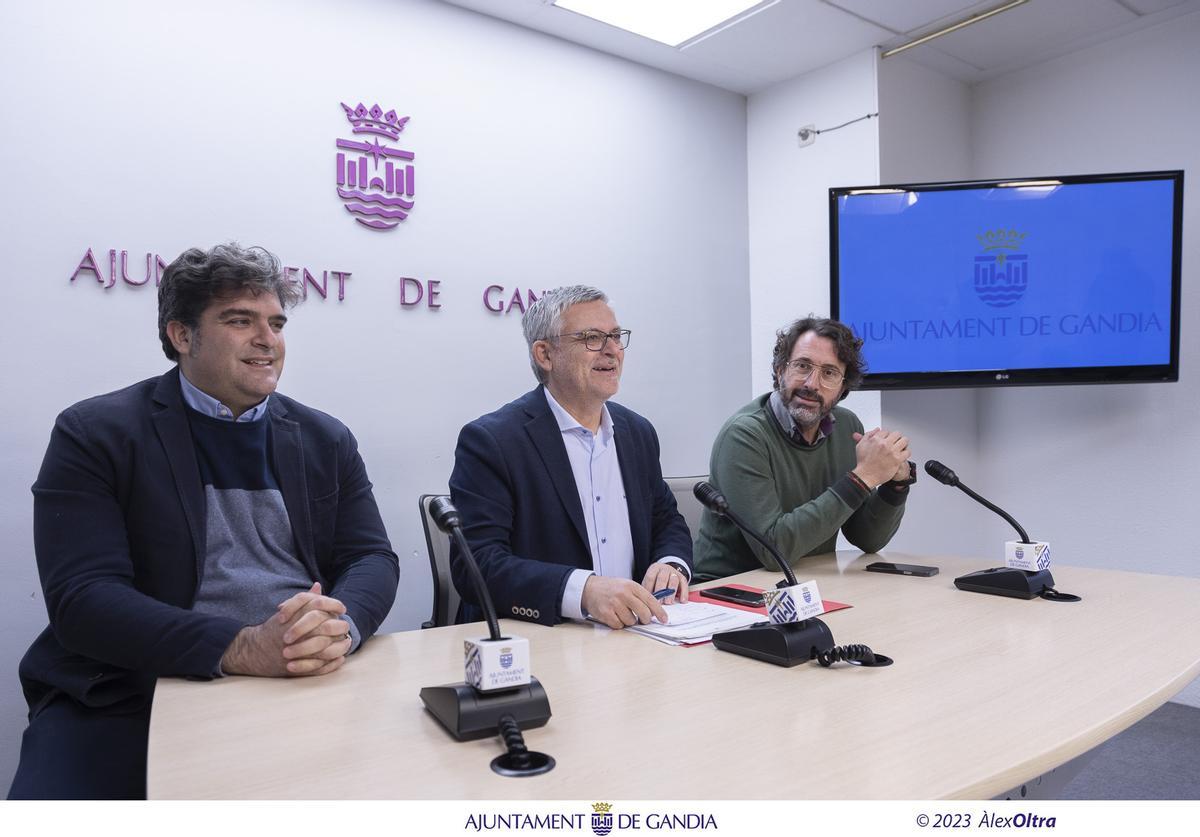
[440,0,1200,94]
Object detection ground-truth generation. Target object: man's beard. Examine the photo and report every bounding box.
[784,386,830,431]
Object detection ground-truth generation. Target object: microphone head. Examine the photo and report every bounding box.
[693,481,729,515]
[429,496,461,532]
[924,460,959,487]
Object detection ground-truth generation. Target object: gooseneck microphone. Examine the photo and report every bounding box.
[419,498,554,775]
[694,482,799,588]
[924,461,1031,544]
[429,496,502,641]
[692,482,890,668]
[923,460,1076,602]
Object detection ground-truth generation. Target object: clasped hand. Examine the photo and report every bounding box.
[220,582,351,677]
[851,427,911,488]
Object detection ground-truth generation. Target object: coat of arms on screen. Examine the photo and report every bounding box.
[335,102,415,231]
[974,229,1028,308]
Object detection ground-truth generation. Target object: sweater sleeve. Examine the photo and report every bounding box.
[841,489,906,554]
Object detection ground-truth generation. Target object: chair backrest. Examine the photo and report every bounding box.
[419,494,459,628]
[664,475,709,538]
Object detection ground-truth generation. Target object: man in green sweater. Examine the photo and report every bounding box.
[694,317,915,579]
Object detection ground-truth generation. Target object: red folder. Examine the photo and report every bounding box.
[694,582,850,616]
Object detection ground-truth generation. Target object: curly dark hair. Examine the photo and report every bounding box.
[157,243,301,361]
[770,316,866,400]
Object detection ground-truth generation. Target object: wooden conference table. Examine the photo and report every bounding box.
[147,552,1200,799]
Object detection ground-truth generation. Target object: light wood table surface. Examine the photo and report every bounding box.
[147,552,1200,799]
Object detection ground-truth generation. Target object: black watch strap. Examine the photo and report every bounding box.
[888,461,917,487]
[665,561,690,580]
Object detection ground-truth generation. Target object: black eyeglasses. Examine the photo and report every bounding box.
[549,329,632,351]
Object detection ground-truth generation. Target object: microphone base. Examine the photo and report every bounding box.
[419,677,551,741]
[712,618,835,667]
[954,567,1055,599]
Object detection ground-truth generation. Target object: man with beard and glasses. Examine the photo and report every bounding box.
[693,316,915,580]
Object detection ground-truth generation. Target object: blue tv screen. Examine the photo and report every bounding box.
[829,171,1182,389]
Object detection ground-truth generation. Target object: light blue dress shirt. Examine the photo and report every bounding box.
[543,389,687,621]
[178,371,271,422]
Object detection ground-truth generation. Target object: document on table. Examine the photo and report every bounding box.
[626,601,765,646]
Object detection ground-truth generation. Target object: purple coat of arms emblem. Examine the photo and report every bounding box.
[335,102,415,230]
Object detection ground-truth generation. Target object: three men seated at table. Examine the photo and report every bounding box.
[12,257,914,800]
[448,286,694,630]
[9,244,398,800]
[694,316,914,579]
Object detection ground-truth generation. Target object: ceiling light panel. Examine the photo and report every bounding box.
[554,0,768,47]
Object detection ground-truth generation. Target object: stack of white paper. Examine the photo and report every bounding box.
[625,601,765,646]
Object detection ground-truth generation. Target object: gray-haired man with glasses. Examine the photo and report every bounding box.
[694,316,914,579]
[449,286,693,630]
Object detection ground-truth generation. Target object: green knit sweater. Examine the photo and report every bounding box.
[693,394,906,580]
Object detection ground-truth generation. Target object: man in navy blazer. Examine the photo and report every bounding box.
[449,285,692,630]
[9,244,398,799]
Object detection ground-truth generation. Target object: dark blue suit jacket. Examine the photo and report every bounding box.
[18,368,399,718]
[448,386,692,626]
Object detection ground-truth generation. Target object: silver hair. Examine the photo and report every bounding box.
[521,285,609,384]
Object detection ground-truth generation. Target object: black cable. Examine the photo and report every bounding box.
[817,643,884,667]
[497,715,530,770]
[491,714,556,777]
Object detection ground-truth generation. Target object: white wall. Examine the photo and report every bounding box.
[0,0,749,788]
[746,48,881,429]
[874,56,987,557]
[968,11,1200,706]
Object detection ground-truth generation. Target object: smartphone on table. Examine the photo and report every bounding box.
[700,586,766,607]
[865,561,939,577]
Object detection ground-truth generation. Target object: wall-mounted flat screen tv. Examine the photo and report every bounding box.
[829,170,1182,390]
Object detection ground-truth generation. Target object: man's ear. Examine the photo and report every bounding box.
[166,321,193,357]
[532,340,553,375]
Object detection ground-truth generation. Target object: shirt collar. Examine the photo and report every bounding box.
[179,370,270,423]
[769,390,835,446]
[543,387,614,444]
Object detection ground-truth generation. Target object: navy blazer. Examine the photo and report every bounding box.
[448,386,692,626]
[18,368,399,716]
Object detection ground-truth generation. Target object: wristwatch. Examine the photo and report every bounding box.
[887,461,918,487]
[664,561,690,579]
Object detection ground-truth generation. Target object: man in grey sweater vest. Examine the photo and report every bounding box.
[694,316,916,580]
[11,244,398,799]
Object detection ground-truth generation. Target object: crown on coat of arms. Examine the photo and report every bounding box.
[977,228,1028,251]
[341,102,409,139]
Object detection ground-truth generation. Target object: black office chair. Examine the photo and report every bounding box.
[419,493,460,628]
